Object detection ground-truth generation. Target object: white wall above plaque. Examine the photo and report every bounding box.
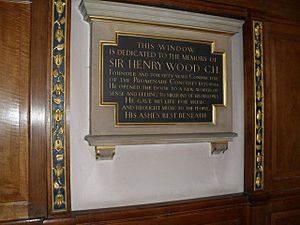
[79,0,244,159]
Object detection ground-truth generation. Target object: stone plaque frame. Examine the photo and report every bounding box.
[79,0,244,159]
[99,32,227,126]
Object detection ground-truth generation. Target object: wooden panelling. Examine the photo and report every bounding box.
[271,192,300,214]
[76,207,244,225]
[249,203,270,225]
[0,219,42,225]
[0,1,31,221]
[264,21,300,191]
[207,0,263,10]
[0,0,31,3]
[1,0,300,224]
[29,0,50,218]
[107,0,247,19]
[116,0,300,23]
[271,210,300,225]
[272,36,300,178]
[263,0,300,23]
[42,194,248,225]
[207,0,300,23]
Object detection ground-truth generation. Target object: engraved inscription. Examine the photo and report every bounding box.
[100,33,226,124]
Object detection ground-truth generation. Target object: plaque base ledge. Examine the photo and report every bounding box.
[87,133,237,160]
[85,132,237,146]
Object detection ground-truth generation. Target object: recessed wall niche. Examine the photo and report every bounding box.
[79,0,244,159]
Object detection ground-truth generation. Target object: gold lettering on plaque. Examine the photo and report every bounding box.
[99,32,227,126]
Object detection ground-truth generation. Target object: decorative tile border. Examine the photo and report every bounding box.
[50,0,68,211]
[253,21,264,191]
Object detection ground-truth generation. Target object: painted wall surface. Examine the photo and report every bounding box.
[70,0,244,211]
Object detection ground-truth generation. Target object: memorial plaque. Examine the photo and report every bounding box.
[100,33,226,125]
[80,0,243,158]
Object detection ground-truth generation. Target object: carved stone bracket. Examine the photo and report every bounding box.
[95,146,116,160]
[211,142,228,154]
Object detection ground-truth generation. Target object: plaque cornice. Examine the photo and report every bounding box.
[79,0,244,34]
